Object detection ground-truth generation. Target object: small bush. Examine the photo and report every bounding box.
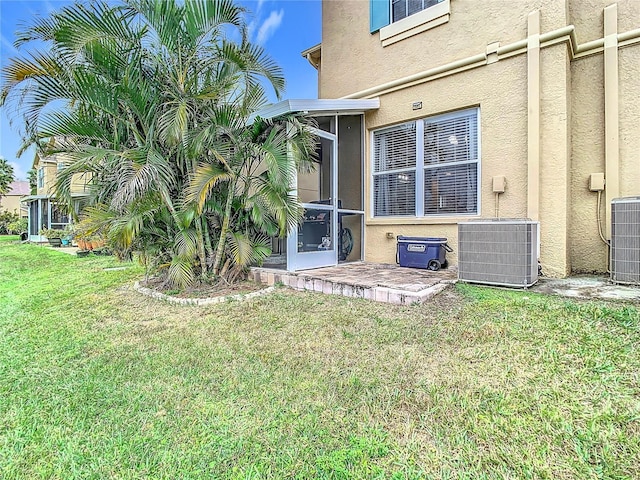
[7,218,27,235]
[0,211,25,235]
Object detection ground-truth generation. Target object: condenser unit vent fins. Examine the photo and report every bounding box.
[458,219,539,288]
[611,197,640,285]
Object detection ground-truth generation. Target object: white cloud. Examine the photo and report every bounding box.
[44,0,56,13]
[9,161,26,181]
[257,0,266,12]
[256,9,284,45]
[247,19,258,40]
[1,34,19,57]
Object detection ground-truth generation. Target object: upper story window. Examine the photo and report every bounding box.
[370,0,450,46]
[392,0,443,23]
[37,167,44,188]
[372,108,480,218]
[57,162,65,172]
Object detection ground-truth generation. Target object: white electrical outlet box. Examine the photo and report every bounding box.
[589,173,605,192]
[492,176,506,193]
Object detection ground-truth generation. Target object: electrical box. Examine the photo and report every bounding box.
[589,173,605,192]
[492,175,506,193]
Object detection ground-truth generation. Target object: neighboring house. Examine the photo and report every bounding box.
[257,0,639,277]
[0,181,29,218]
[21,151,91,241]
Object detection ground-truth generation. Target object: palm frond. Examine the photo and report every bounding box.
[186,162,232,213]
[167,254,196,288]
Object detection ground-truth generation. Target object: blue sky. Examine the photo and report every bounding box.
[0,0,321,180]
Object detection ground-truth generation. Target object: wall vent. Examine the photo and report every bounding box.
[610,197,640,285]
[458,219,539,288]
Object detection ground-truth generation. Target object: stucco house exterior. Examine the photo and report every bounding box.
[0,181,29,218]
[21,151,91,241]
[259,0,639,277]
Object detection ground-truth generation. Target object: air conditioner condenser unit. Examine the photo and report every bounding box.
[458,219,539,288]
[610,197,640,285]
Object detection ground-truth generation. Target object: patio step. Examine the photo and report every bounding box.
[249,264,455,305]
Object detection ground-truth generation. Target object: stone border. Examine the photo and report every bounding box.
[133,281,276,306]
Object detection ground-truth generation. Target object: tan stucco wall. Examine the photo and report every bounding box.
[35,154,91,196]
[0,195,24,216]
[71,172,92,193]
[538,44,571,277]
[36,162,58,196]
[362,56,529,267]
[618,47,640,198]
[320,0,568,99]
[570,0,640,43]
[318,0,639,277]
[568,3,640,273]
[570,54,607,273]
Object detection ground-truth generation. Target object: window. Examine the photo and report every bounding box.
[392,0,443,23]
[371,0,449,43]
[372,108,479,218]
[37,167,44,188]
[57,162,65,172]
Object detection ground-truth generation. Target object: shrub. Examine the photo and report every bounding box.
[0,211,21,234]
[7,218,27,235]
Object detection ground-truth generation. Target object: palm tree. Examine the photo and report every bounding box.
[0,157,14,197]
[1,0,316,286]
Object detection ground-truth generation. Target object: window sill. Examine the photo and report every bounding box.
[366,214,479,226]
[379,0,450,47]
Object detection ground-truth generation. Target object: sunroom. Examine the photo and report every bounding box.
[256,99,379,272]
[21,194,86,242]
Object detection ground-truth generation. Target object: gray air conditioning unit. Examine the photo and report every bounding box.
[610,197,640,285]
[458,219,539,288]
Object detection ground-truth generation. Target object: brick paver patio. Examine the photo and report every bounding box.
[250,262,457,305]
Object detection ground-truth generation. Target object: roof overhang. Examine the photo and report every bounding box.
[301,44,321,69]
[21,194,52,202]
[250,98,380,122]
[21,193,89,202]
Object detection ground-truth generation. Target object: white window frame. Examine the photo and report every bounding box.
[371,107,481,219]
[390,0,444,23]
[380,0,449,46]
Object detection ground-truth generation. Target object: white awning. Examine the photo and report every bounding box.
[21,193,89,203]
[250,98,379,122]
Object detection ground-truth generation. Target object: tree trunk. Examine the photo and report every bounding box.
[203,217,214,261]
[212,177,237,276]
[195,217,208,278]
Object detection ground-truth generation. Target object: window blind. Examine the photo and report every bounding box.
[373,123,417,216]
[372,108,479,218]
[423,109,478,214]
[392,0,443,22]
[373,123,416,172]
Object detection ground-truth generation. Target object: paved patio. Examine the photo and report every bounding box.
[250,262,457,305]
[40,243,80,255]
[251,262,640,305]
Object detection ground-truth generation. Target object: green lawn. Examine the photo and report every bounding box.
[1,240,639,479]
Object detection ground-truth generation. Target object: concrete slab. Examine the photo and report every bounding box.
[532,275,640,302]
[41,244,80,255]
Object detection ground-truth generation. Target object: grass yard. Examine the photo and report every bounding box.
[1,238,639,479]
